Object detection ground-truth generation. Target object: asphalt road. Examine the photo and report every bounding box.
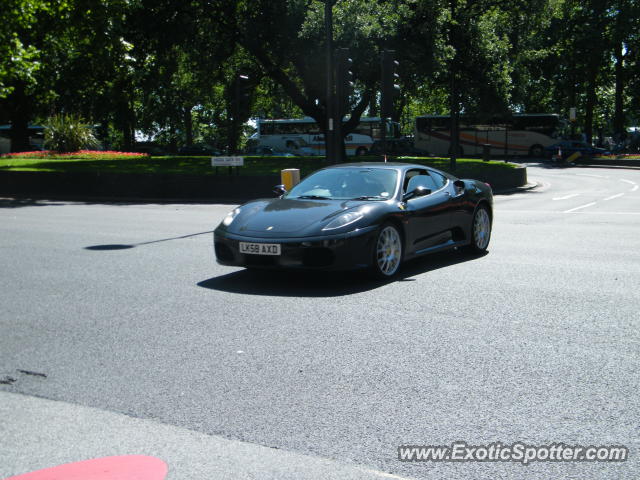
[1,164,639,479]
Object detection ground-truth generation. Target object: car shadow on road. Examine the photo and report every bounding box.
[197,250,488,298]
[84,231,214,251]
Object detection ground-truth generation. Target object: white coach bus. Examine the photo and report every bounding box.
[414,113,567,157]
[249,117,401,156]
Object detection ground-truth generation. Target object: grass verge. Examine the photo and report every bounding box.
[0,153,517,178]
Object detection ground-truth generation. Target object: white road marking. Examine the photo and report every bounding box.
[573,211,640,215]
[604,193,624,201]
[553,193,580,201]
[499,209,640,216]
[564,202,597,213]
[619,179,638,192]
[576,173,607,178]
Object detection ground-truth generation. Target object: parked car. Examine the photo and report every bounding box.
[544,140,608,160]
[369,138,430,156]
[282,137,315,155]
[214,162,493,278]
[133,142,167,156]
[244,146,296,157]
[178,144,221,156]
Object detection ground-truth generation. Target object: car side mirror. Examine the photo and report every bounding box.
[453,180,465,196]
[273,184,287,196]
[403,186,431,202]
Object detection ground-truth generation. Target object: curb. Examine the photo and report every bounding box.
[0,171,279,203]
[0,167,528,203]
[573,163,640,171]
[0,391,412,480]
[493,181,538,195]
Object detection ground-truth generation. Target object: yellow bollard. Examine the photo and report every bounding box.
[566,151,582,163]
[281,168,300,191]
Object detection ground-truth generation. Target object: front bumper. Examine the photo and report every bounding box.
[214,226,378,271]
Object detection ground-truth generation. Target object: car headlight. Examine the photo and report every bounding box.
[222,207,241,226]
[322,210,364,231]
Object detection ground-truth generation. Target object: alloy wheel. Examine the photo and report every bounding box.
[375,225,402,276]
[473,207,491,251]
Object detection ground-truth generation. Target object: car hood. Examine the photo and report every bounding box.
[226,198,376,236]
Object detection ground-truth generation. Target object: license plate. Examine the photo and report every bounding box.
[239,242,281,255]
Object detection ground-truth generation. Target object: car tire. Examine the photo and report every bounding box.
[529,144,544,158]
[466,204,492,253]
[355,147,367,156]
[371,223,403,278]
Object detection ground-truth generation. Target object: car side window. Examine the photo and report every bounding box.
[407,175,438,192]
[405,169,439,194]
[403,169,428,192]
[428,171,447,190]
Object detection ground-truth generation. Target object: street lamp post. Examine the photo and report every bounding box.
[232,74,250,155]
[449,0,459,171]
[325,0,336,162]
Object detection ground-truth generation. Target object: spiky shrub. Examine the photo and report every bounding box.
[44,114,99,153]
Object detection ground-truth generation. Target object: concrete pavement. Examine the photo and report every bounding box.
[0,391,411,480]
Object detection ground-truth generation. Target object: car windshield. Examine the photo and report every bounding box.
[286,167,398,200]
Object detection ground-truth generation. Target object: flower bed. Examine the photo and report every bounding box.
[1,150,150,160]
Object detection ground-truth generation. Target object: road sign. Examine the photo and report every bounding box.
[211,156,244,167]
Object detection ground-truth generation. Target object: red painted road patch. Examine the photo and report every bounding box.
[4,455,168,480]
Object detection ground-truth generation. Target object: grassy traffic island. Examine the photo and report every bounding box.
[1,150,518,177]
[0,150,527,200]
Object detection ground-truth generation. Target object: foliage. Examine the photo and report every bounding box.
[0,0,76,151]
[0,0,45,99]
[1,0,640,153]
[44,114,99,152]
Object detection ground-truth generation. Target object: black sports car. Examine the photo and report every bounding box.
[214,162,493,278]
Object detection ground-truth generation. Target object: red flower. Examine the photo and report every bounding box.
[1,150,150,159]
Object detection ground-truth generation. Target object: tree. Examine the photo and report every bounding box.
[0,0,44,100]
[50,0,139,148]
[4,0,640,155]
[609,0,640,138]
[119,0,238,150]
[627,7,640,128]
[0,0,74,152]
[236,0,415,158]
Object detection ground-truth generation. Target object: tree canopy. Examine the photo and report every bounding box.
[1,0,638,152]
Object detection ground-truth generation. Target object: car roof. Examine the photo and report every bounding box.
[325,162,427,171]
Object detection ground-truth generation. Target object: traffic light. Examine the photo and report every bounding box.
[233,74,251,119]
[230,74,251,154]
[381,50,400,119]
[335,48,354,117]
